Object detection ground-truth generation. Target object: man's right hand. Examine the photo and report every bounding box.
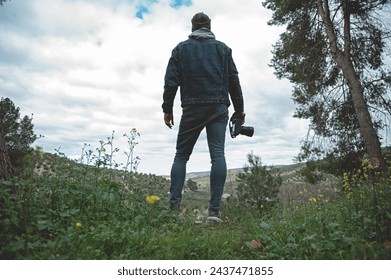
[164,113,174,129]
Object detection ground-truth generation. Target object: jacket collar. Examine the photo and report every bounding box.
[189,28,215,40]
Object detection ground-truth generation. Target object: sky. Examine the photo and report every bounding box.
[0,0,311,175]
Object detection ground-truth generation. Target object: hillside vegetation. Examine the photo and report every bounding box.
[0,150,390,259]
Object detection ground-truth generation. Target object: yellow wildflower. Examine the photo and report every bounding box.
[146,195,161,205]
[75,222,82,228]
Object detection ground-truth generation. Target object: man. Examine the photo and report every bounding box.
[162,12,246,222]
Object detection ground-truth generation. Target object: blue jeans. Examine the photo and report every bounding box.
[169,104,228,211]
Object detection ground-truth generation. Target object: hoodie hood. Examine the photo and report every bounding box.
[189,27,215,40]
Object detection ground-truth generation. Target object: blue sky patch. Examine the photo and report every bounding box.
[135,5,149,19]
[133,0,192,19]
[170,0,192,9]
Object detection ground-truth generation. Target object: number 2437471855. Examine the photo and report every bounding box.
[209,266,273,276]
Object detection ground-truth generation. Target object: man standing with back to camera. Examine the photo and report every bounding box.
[162,12,246,223]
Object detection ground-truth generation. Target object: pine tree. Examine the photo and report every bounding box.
[263,0,390,170]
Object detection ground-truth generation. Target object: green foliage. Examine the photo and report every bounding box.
[299,160,324,184]
[257,160,391,259]
[0,98,39,177]
[186,178,198,192]
[0,158,171,259]
[0,163,260,259]
[340,159,391,242]
[1,137,390,259]
[257,212,389,259]
[235,153,282,216]
[263,0,391,167]
[299,146,391,183]
[0,98,38,151]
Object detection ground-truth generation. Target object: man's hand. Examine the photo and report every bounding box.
[164,113,174,129]
[230,112,246,125]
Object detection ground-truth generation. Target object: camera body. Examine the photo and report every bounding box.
[229,119,254,138]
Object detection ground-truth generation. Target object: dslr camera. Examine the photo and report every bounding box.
[229,118,254,138]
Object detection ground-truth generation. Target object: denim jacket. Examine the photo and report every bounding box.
[162,28,244,114]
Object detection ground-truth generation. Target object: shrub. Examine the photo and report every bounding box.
[235,152,282,216]
[186,178,198,192]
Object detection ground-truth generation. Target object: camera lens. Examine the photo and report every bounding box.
[240,126,254,137]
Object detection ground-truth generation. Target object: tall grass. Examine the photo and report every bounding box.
[0,138,390,259]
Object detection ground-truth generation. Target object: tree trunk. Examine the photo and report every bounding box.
[341,61,386,168]
[317,0,386,168]
[0,125,12,180]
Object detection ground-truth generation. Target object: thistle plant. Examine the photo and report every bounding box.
[123,128,141,174]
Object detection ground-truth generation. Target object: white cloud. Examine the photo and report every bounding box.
[0,0,309,175]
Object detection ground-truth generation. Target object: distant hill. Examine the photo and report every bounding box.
[186,163,306,179]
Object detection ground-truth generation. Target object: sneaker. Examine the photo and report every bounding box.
[206,209,223,223]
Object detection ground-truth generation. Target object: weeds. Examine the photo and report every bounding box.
[256,159,391,259]
[0,134,390,259]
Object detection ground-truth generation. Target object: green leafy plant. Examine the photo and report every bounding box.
[186,178,198,192]
[1,132,390,260]
[235,152,282,216]
[339,159,391,242]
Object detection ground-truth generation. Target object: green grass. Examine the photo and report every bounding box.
[0,152,390,260]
